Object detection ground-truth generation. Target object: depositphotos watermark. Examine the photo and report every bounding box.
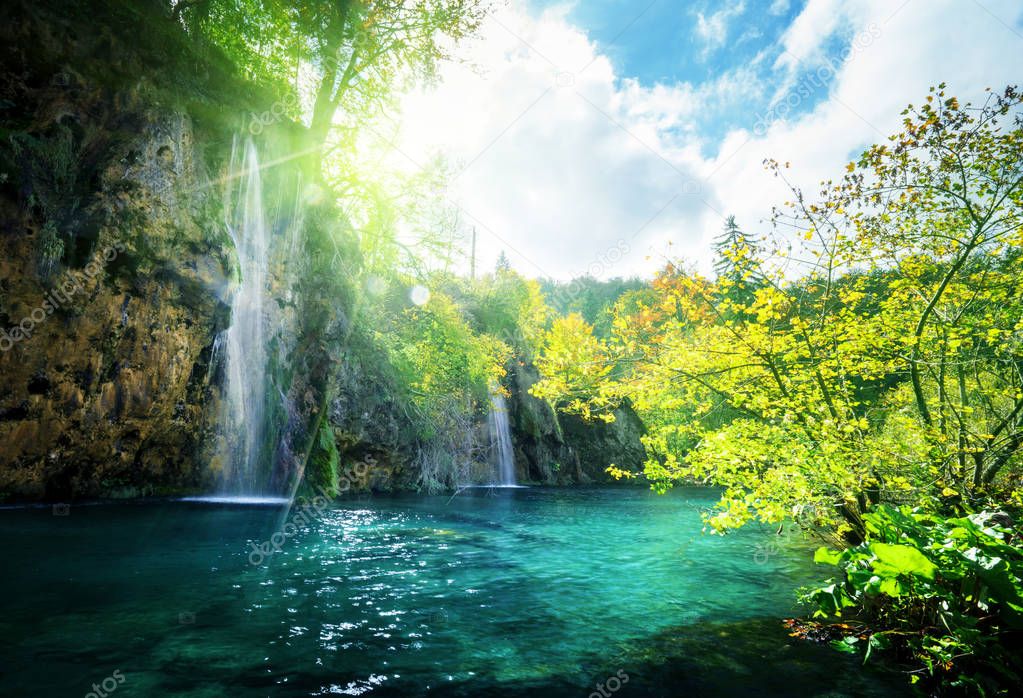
[584,239,631,279]
[753,539,783,565]
[248,92,299,135]
[247,488,333,566]
[1,241,125,353]
[589,670,630,698]
[753,526,802,564]
[751,23,882,137]
[84,669,125,698]
[245,489,329,564]
[246,458,374,565]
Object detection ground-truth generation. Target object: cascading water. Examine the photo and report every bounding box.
[487,389,516,486]
[220,138,270,494]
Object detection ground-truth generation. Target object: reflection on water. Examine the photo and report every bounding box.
[0,488,906,696]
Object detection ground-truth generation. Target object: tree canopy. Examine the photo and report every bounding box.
[532,85,1023,542]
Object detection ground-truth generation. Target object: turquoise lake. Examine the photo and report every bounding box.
[0,487,908,696]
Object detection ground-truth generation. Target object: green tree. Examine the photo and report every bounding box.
[179,0,490,174]
[711,215,761,318]
[532,85,1023,540]
[495,250,511,274]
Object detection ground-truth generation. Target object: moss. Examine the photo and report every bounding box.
[302,418,340,498]
[37,221,65,274]
[6,125,85,274]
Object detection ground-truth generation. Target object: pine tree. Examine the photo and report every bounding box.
[495,250,511,274]
[711,215,761,318]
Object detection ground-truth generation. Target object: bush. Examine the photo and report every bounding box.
[802,505,1023,693]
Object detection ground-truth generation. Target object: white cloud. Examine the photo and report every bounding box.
[696,2,747,56]
[394,0,1023,280]
[395,4,714,279]
[773,0,845,72]
[709,0,1023,261]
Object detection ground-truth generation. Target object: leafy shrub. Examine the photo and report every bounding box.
[802,505,1023,693]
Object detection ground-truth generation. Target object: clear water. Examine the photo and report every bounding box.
[0,488,906,697]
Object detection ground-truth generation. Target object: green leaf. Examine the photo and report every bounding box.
[830,636,860,654]
[864,633,890,663]
[869,543,937,580]
[814,546,844,566]
[878,576,903,597]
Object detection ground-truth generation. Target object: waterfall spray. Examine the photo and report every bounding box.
[487,387,516,486]
[221,138,270,493]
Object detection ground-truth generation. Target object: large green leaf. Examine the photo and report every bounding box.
[870,543,937,580]
[963,548,1023,610]
[814,546,844,566]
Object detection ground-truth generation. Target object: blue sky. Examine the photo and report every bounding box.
[559,0,791,145]
[550,0,802,83]
[537,0,880,148]
[396,0,1023,279]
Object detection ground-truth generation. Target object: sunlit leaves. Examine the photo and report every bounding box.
[530,314,617,420]
[382,290,509,425]
[532,85,1023,539]
[803,505,1023,690]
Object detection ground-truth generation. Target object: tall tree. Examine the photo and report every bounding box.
[495,250,511,274]
[178,0,489,176]
[532,86,1023,540]
[711,215,761,318]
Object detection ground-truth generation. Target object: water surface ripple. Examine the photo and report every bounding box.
[0,488,907,696]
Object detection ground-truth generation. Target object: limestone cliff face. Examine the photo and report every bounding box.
[0,0,270,499]
[0,0,360,500]
[0,0,397,500]
[0,0,647,500]
[560,406,647,482]
[0,119,232,495]
[505,362,647,485]
[327,337,420,492]
[0,90,234,498]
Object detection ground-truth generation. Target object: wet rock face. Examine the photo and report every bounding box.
[0,87,233,499]
[329,354,416,488]
[0,0,366,501]
[560,405,647,482]
[0,0,296,500]
[505,362,578,484]
[505,362,646,485]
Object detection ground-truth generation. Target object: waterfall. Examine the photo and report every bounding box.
[487,389,516,486]
[221,138,270,493]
